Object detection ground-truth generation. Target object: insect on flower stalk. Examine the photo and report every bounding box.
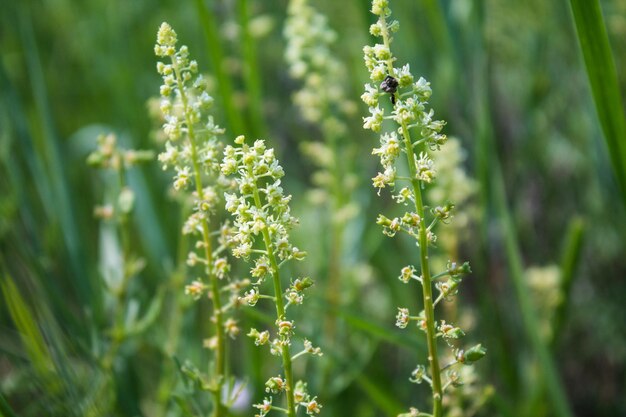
[362,1,485,416]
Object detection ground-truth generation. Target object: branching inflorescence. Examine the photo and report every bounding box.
[362,1,485,416]
[87,133,154,371]
[155,22,243,417]
[221,136,322,417]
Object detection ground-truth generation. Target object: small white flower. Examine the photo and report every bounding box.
[363,106,384,132]
[396,307,410,329]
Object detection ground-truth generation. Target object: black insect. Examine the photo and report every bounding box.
[380,75,399,105]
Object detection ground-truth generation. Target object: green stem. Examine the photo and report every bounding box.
[401,122,443,417]
[379,12,442,417]
[171,55,226,417]
[157,207,191,415]
[324,130,344,360]
[252,188,296,417]
[470,0,519,393]
[103,159,132,372]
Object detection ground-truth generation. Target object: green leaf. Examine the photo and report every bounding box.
[125,285,165,337]
[551,216,585,348]
[0,275,52,378]
[568,0,626,207]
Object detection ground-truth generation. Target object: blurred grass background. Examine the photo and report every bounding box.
[1,0,626,416]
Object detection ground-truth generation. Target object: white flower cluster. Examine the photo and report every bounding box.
[362,2,446,194]
[284,0,359,221]
[284,0,353,134]
[155,22,226,193]
[362,2,484,416]
[222,136,305,264]
[427,137,478,269]
[155,23,238,306]
[221,135,321,415]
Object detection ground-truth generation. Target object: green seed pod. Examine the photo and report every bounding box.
[376,214,392,226]
[293,277,314,291]
[463,344,487,363]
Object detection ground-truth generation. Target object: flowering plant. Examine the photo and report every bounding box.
[222,135,322,416]
[362,1,485,416]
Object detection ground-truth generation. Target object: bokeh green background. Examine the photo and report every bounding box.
[1,0,625,416]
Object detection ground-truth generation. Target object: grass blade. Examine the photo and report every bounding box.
[237,0,268,138]
[18,7,91,303]
[551,216,585,348]
[1,275,52,379]
[568,0,626,207]
[491,157,574,417]
[194,0,246,136]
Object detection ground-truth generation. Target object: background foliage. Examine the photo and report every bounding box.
[1,0,625,416]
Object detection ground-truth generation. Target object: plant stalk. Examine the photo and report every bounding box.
[171,56,226,417]
[379,12,443,417]
[252,188,296,417]
[401,122,443,417]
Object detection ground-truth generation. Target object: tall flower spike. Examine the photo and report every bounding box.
[284,0,359,222]
[155,22,238,417]
[284,0,360,373]
[222,136,321,417]
[362,2,485,417]
[284,0,353,135]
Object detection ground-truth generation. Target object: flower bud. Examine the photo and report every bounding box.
[293,277,314,291]
[462,344,487,363]
[447,261,471,277]
[409,365,426,384]
[265,376,285,393]
[118,187,135,214]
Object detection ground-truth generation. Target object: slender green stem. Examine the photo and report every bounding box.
[291,350,308,362]
[324,130,344,362]
[171,55,226,417]
[470,0,519,393]
[379,12,443,417]
[157,206,191,414]
[103,160,132,372]
[401,122,443,417]
[252,187,296,417]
